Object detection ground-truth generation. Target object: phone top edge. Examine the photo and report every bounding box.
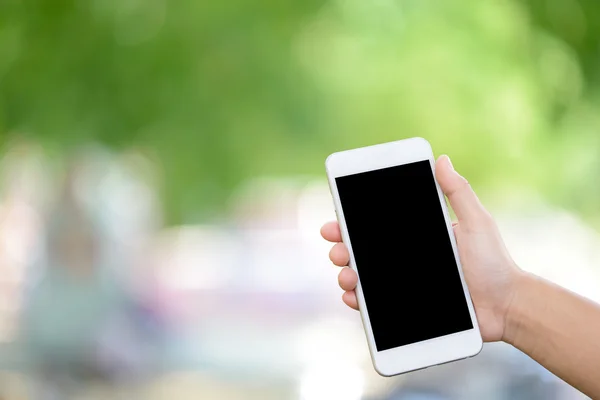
[326,137,430,161]
[325,137,433,178]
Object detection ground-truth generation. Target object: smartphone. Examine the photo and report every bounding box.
[325,137,482,377]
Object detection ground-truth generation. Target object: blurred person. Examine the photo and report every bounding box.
[321,155,600,399]
[20,154,157,399]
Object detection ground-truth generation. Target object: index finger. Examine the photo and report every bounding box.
[320,221,342,243]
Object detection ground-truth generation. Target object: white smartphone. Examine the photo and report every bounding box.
[325,137,483,377]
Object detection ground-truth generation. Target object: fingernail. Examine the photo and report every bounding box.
[446,155,454,170]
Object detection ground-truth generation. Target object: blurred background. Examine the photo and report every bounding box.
[0,0,599,398]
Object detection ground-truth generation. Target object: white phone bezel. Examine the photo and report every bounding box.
[325,137,483,377]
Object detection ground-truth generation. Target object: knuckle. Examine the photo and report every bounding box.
[338,268,345,278]
[470,210,496,231]
[328,244,338,257]
[480,210,496,226]
[455,176,471,192]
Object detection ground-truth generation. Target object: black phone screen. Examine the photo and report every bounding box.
[335,160,473,351]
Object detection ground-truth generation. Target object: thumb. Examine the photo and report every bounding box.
[435,155,488,225]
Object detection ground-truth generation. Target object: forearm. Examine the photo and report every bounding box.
[504,271,600,398]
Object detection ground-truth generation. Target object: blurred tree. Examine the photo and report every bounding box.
[0,0,328,223]
[0,0,599,224]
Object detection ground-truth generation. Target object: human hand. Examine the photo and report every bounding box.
[321,155,522,342]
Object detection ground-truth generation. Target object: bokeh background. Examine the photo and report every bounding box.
[0,0,599,399]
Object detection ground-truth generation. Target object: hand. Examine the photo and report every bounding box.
[320,155,523,342]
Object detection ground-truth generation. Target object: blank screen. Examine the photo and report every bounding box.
[336,160,473,352]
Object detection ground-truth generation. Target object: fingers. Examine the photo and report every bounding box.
[435,155,489,226]
[342,291,359,310]
[323,222,349,266]
[329,242,349,266]
[338,267,358,291]
[339,269,358,310]
[322,221,355,312]
[320,221,342,243]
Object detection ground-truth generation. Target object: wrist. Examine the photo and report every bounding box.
[502,268,536,345]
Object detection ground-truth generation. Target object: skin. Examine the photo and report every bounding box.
[321,155,600,399]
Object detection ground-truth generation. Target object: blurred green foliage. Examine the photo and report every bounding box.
[1,0,599,224]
